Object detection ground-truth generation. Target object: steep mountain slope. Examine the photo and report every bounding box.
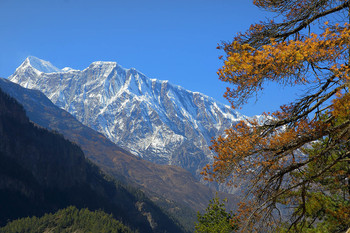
[0,86,185,233]
[9,56,250,178]
[0,78,239,231]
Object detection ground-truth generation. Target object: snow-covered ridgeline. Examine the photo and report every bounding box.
[9,56,260,178]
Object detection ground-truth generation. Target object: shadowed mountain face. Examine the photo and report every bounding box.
[0,85,186,233]
[0,78,239,231]
[9,56,254,179]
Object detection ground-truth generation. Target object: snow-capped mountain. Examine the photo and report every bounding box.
[9,56,251,178]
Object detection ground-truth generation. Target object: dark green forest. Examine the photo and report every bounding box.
[0,206,132,233]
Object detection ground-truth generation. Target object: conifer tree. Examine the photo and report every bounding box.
[195,194,237,233]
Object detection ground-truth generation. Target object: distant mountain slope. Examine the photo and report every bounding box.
[9,56,253,178]
[0,86,185,233]
[0,78,240,231]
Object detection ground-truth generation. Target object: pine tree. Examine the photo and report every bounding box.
[195,194,238,233]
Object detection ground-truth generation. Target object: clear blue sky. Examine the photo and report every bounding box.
[0,0,302,116]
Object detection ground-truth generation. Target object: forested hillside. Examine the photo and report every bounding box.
[0,206,132,233]
[0,77,240,232]
[0,87,185,233]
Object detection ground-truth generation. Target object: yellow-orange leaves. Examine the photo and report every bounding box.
[210,1,350,231]
[332,91,350,120]
[219,23,350,108]
[204,108,329,184]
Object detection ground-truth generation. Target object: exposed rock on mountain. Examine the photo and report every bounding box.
[9,56,253,179]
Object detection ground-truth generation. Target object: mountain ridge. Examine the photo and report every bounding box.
[9,56,256,180]
[0,77,240,231]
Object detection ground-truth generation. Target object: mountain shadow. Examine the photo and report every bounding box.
[0,86,185,233]
[0,78,239,231]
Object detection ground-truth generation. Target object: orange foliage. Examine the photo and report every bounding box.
[205,0,350,231]
[219,23,350,108]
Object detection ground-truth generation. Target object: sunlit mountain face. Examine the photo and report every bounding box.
[9,56,261,181]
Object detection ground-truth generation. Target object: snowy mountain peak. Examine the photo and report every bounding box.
[90,61,117,66]
[89,61,118,69]
[9,57,257,179]
[61,67,77,72]
[23,56,62,73]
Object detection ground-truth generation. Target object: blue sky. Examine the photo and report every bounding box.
[0,0,302,116]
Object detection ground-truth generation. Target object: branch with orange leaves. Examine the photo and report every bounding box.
[210,0,350,231]
[203,114,350,231]
[219,23,350,108]
[203,72,350,230]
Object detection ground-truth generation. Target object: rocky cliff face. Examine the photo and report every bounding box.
[9,56,254,179]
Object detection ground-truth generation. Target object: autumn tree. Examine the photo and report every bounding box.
[203,0,350,232]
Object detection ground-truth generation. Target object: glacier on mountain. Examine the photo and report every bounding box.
[9,56,255,180]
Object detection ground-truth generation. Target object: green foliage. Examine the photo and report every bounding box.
[277,132,350,233]
[195,194,237,233]
[0,206,133,233]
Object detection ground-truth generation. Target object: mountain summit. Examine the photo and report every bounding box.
[9,57,252,179]
[21,56,62,73]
